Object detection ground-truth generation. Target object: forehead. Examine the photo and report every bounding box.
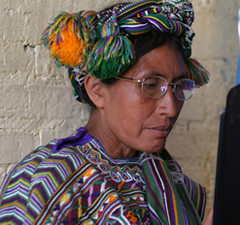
[125,43,187,81]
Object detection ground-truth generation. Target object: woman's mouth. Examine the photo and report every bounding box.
[146,127,170,137]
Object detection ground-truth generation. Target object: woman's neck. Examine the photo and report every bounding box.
[85,111,138,159]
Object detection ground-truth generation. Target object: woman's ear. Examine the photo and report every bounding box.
[84,75,105,108]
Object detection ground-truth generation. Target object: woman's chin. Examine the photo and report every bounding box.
[140,140,166,153]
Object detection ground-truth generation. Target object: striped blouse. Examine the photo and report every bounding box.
[0,127,206,224]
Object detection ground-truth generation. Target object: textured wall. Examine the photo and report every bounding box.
[0,0,239,221]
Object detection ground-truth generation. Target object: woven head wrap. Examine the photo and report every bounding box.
[42,0,210,103]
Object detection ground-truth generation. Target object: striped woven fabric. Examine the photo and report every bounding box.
[0,128,206,224]
[141,152,206,224]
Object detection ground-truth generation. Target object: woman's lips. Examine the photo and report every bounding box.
[146,127,170,137]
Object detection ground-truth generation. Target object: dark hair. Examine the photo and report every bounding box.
[129,31,185,59]
[84,31,185,108]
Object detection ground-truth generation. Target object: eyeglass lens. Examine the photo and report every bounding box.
[142,77,195,100]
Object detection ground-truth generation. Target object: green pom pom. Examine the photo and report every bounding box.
[86,35,136,80]
[185,58,210,86]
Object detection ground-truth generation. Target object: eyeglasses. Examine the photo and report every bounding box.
[115,75,198,101]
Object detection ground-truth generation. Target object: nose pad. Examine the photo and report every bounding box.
[159,85,168,98]
[161,86,167,93]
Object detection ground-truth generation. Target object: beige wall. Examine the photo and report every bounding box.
[0,0,239,220]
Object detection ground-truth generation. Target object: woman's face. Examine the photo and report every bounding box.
[99,43,186,155]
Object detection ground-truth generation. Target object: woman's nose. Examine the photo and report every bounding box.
[156,87,181,118]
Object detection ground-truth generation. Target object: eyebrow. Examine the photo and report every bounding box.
[172,72,189,82]
[147,72,189,82]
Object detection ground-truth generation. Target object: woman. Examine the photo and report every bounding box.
[0,0,211,224]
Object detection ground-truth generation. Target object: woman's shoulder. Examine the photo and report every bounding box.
[1,128,91,193]
[0,128,92,223]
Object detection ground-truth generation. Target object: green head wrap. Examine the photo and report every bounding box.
[42,0,210,103]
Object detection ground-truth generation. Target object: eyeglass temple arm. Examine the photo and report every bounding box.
[115,76,142,83]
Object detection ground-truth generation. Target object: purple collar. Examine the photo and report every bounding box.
[52,127,92,153]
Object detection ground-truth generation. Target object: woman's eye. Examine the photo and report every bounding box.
[144,82,158,89]
[175,83,183,90]
[143,78,159,89]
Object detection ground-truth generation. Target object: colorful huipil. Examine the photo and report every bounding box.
[0,128,206,224]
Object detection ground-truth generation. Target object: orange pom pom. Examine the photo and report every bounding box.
[42,12,97,68]
[49,21,85,67]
